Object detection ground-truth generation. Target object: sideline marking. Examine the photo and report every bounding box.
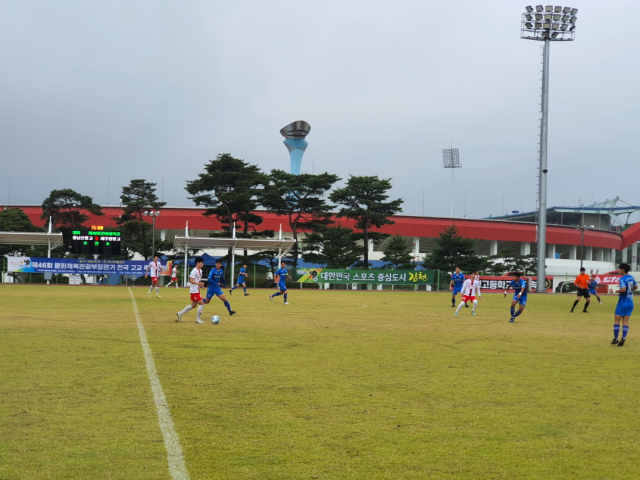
[128,288,189,480]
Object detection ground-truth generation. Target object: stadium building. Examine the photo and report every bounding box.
[7,201,640,282]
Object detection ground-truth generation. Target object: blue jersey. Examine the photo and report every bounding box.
[275,268,288,285]
[237,267,246,284]
[208,268,226,289]
[588,279,598,292]
[451,273,465,291]
[618,275,636,305]
[509,279,528,298]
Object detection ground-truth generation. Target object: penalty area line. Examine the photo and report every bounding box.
[128,288,190,480]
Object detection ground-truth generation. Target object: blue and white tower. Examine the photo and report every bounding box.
[280,121,311,175]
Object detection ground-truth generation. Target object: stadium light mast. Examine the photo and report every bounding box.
[442,148,461,218]
[521,5,577,291]
[143,210,161,259]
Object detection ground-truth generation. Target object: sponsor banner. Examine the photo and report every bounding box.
[478,276,553,293]
[7,257,174,276]
[592,275,621,285]
[295,268,434,285]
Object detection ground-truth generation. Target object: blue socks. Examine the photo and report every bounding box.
[224,301,231,313]
[284,293,288,302]
[510,307,515,317]
[622,326,629,339]
[243,287,247,294]
[614,325,620,339]
[514,310,522,318]
[272,292,282,298]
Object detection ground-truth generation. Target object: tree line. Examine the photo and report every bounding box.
[0,153,535,275]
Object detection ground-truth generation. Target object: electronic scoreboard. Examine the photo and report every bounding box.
[71,225,122,255]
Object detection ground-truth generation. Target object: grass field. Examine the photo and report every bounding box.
[1,285,639,479]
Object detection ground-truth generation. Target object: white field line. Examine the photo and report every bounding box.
[128,288,190,480]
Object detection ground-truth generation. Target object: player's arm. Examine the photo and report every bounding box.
[449,279,454,291]
[477,283,482,300]
[144,264,150,278]
[503,282,512,298]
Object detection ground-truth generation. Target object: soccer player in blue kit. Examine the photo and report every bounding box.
[449,266,466,307]
[504,272,528,323]
[204,259,236,316]
[588,274,603,304]
[270,261,292,304]
[611,263,637,347]
[229,264,249,296]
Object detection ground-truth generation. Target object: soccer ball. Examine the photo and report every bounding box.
[211,315,220,324]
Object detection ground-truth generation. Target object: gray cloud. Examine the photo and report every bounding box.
[1,0,639,222]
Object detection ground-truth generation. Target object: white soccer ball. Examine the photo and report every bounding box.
[211,315,220,324]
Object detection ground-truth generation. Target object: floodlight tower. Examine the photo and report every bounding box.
[521,4,577,291]
[442,148,461,218]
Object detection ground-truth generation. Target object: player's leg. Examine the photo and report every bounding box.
[582,291,590,312]
[217,293,235,315]
[283,287,290,304]
[451,291,456,307]
[514,300,526,319]
[471,297,478,315]
[455,296,466,315]
[571,291,582,312]
[155,280,161,298]
[243,282,248,295]
[195,299,205,323]
[177,300,197,322]
[618,315,631,346]
[612,314,622,344]
[270,291,282,301]
[510,299,518,321]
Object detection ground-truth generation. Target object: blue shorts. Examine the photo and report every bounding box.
[588,289,597,295]
[453,288,462,295]
[206,286,224,299]
[278,283,287,292]
[513,295,527,306]
[615,302,634,317]
[236,277,245,285]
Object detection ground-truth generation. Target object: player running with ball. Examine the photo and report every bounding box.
[505,272,528,323]
[204,259,236,316]
[455,272,481,316]
[176,256,206,324]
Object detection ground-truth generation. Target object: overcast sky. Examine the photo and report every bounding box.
[1,0,639,223]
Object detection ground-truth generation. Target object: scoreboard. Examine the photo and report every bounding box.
[71,225,122,255]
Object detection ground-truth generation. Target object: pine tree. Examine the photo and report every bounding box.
[422,225,494,273]
[381,235,416,269]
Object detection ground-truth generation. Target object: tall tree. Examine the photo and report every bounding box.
[490,249,537,275]
[0,208,45,257]
[329,175,403,267]
[260,170,340,269]
[41,188,103,229]
[422,225,494,273]
[381,234,416,269]
[118,179,166,260]
[186,154,266,238]
[301,225,362,268]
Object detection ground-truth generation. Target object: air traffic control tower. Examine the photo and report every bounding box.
[280,120,310,175]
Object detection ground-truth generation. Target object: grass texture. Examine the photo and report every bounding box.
[1,285,639,479]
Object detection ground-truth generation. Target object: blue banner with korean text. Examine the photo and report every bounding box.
[7,256,148,276]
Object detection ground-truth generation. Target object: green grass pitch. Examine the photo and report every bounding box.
[1,285,639,479]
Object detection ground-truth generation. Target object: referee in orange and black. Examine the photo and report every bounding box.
[571,267,591,313]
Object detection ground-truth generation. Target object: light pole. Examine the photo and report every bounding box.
[442,148,461,218]
[143,210,161,259]
[575,225,594,270]
[521,5,578,291]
